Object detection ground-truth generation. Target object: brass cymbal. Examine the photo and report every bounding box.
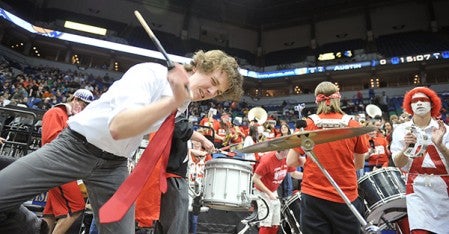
[240,126,375,153]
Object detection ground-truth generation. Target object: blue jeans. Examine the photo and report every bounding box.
[90,216,98,234]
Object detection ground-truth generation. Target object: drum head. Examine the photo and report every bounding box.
[366,196,407,225]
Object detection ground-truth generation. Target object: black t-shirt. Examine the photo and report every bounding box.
[166,115,193,177]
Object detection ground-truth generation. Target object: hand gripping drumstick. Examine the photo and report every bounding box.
[134,10,192,97]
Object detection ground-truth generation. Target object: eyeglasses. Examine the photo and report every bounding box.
[410,97,430,103]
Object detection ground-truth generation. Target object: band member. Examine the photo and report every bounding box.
[228,121,246,147]
[262,120,277,141]
[253,150,302,234]
[41,89,94,233]
[216,112,233,148]
[364,120,390,172]
[187,139,212,234]
[198,108,220,143]
[135,127,213,234]
[188,139,212,188]
[287,81,368,233]
[243,125,259,161]
[0,50,243,233]
[158,119,214,234]
[277,123,294,198]
[383,120,394,143]
[391,87,449,234]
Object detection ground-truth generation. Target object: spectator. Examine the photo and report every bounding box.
[391,87,449,234]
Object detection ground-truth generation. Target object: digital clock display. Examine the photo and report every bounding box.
[378,51,449,65]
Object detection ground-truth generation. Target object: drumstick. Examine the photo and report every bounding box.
[134,10,192,98]
[134,10,174,68]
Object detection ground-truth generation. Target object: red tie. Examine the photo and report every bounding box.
[99,113,175,224]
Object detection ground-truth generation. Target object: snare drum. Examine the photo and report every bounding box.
[203,158,253,211]
[358,167,406,225]
[281,193,302,234]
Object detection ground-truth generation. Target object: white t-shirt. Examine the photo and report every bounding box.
[68,63,189,158]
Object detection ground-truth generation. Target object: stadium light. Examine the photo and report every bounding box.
[64,21,107,36]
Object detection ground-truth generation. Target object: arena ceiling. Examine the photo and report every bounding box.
[2,0,412,34]
[1,0,448,93]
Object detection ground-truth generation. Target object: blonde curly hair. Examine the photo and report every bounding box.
[185,50,244,101]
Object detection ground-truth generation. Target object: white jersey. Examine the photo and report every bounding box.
[68,63,189,158]
[391,119,449,233]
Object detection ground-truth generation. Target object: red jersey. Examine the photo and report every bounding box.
[365,135,389,166]
[294,113,368,203]
[41,105,69,145]
[199,117,220,138]
[254,151,296,192]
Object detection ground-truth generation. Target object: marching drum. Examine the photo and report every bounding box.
[358,167,406,226]
[203,158,253,211]
[281,193,302,234]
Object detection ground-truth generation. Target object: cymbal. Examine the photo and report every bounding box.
[240,126,375,153]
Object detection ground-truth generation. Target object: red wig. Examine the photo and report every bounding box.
[402,87,442,118]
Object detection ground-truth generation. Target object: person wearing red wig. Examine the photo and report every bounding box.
[391,86,449,234]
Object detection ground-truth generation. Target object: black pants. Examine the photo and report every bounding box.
[300,193,365,234]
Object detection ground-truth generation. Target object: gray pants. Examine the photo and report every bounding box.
[158,177,189,234]
[0,129,135,233]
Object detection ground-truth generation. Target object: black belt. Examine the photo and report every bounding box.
[67,128,126,161]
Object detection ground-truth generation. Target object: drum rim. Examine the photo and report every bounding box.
[204,164,254,173]
[282,192,301,208]
[203,201,251,211]
[365,196,407,219]
[205,158,254,169]
[366,209,407,225]
[357,167,402,183]
[202,198,244,206]
[366,193,406,209]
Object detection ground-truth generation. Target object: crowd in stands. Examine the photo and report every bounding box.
[2,53,449,233]
[0,58,111,110]
[1,55,448,136]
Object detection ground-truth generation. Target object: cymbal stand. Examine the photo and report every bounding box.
[300,136,380,234]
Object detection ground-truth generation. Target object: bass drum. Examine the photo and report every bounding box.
[281,192,302,234]
[358,167,406,226]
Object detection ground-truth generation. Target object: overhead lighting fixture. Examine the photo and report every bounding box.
[64,20,107,36]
